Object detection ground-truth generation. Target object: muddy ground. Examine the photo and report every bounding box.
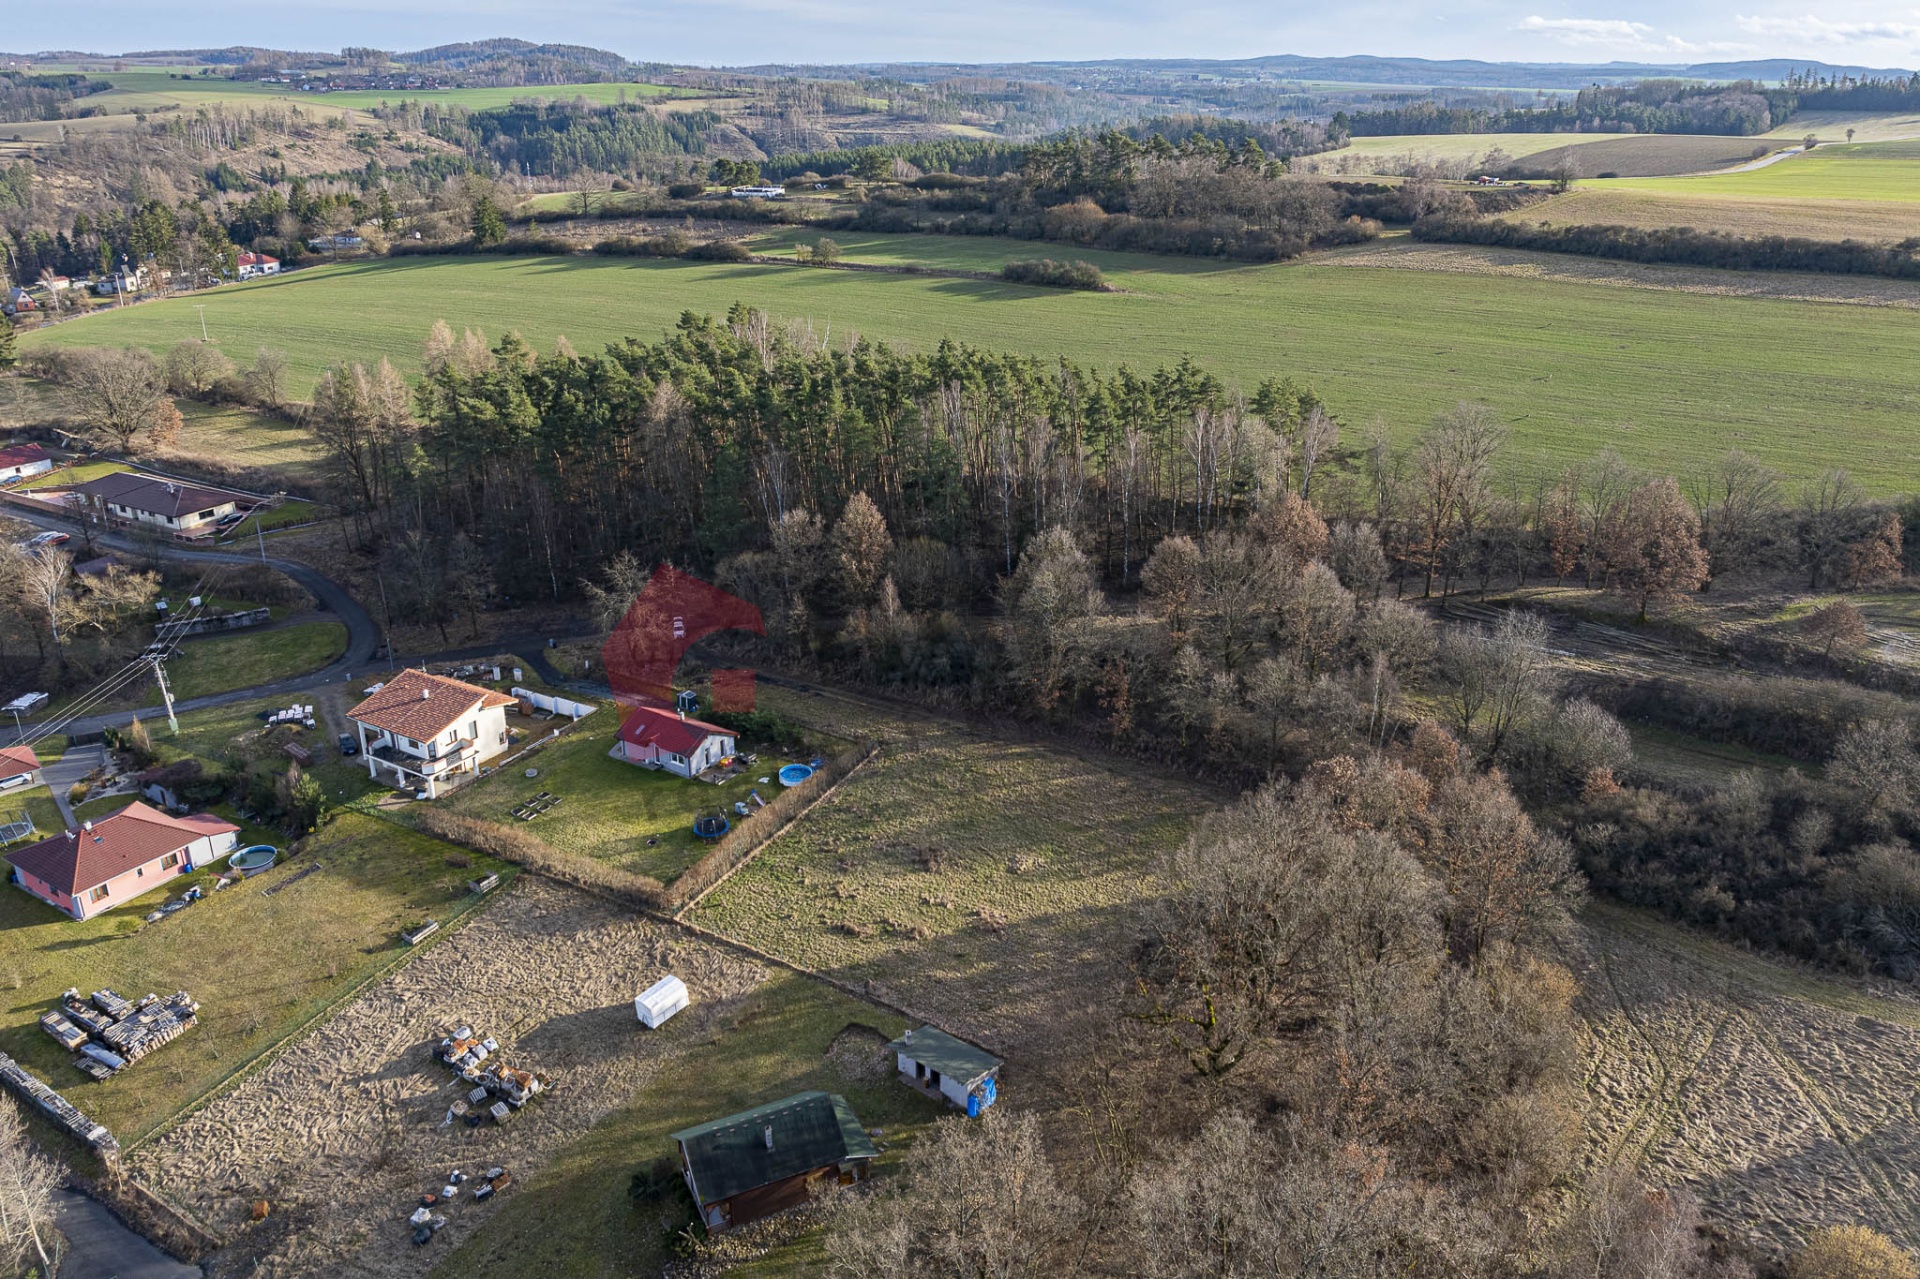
[126,878,766,1279]
[1579,905,1920,1257]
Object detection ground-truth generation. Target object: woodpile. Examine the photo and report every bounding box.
[0,1052,119,1156]
[51,987,200,1074]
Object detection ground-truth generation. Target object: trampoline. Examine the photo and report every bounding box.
[692,809,731,839]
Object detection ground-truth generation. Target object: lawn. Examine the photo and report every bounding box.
[159,620,346,701]
[0,810,512,1145]
[163,400,325,482]
[21,244,1920,492]
[1599,139,1920,202]
[692,687,1215,1053]
[429,970,948,1279]
[437,714,827,884]
[20,459,129,490]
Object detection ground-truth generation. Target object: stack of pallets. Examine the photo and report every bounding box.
[54,988,200,1074]
[0,1052,119,1155]
[97,992,199,1062]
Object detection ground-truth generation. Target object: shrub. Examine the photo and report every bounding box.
[1000,258,1109,290]
[667,182,706,200]
[684,239,752,263]
[594,231,689,258]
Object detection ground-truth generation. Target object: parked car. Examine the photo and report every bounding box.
[215,511,247,529]
[338,733,359,757]
[18,531,70,552]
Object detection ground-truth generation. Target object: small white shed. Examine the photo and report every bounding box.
[635,975,690,1028]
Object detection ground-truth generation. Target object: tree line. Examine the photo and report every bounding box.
[1338,79,1785,137]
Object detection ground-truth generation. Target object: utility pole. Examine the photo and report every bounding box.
[376,572,395,670]
[151,657,179,736]
[256,514,267,562]
[194,304,208,341]
[7,706,22,746]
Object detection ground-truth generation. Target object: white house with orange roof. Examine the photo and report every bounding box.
[346,669,517,798]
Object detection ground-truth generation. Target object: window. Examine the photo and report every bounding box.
[88,884,109,904]
[469,720,478,741]
[161,852,181,870]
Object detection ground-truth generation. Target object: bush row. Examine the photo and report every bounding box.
[1412,215,1920,280]
[1590,671,1917,763]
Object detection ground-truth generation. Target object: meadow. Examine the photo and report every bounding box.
[1499,187,1920,244]
[1598,139,1920,202]
[22,237,1920,490]
[693,687,1216,1060]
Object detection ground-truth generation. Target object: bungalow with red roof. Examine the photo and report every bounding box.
[346,668,517,798]
[0,743,41,792]
[235,251,280,280]
[617,703,737,779]
[0,443,54,484]
[4,801,239,920]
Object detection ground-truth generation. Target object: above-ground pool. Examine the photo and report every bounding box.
[228,846,278,876]
[778,763,814,787]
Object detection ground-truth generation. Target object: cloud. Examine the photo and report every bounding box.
[1734,13,1920,43]
[1516,15,1745,53]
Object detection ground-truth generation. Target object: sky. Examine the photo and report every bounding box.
[6,0,1919,70]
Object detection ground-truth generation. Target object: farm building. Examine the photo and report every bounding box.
[616,703,737,779]
[71,473,239,532]
[0,444,54,483]
[347,669,517,798]
[887,1025,1002,1113]
[235,252,280,279]
[0,743,41,792]
[4,802,238,920]
[672,1091,876,1232]
[729,186,786,200]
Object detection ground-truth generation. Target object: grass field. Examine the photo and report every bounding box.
[1313,131,1641,164]
[693,687,1215,1058]
[0,811,510,1144]
[1310,132,1777,177]
[22,240,1920,491]
[430,969,946,1279]
[1514,135,1781,178]
[1597,139,1920,202]
[160,620,346,701]
[1500,186,1920,244]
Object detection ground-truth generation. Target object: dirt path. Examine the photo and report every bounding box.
[1578,905,1920,1257]
[127,878,768,1279]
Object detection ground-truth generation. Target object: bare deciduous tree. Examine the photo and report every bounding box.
[60,346,168,453]
[0,1100,61,1277]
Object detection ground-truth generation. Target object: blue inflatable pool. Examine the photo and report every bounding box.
[778,763,814,787]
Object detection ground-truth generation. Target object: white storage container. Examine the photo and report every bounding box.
[635,975,690,1029]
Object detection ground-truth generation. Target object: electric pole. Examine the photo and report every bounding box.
[195,304,208,341]
[151,657,179,736]
[256,513,266,562]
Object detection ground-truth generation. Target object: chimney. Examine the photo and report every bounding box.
[903,1028,913,1044]
[763,1126,774,1151]
[421,688,431,700]
[82,820,92,833]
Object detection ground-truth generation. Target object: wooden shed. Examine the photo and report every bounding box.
[671,1091,875,1232]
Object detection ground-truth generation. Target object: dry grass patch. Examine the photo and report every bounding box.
[1501,187,1920,245]
[1578,903,1920,1259]
[692,695,1216,1062]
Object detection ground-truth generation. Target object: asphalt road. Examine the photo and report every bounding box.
[51,1190,200,1279]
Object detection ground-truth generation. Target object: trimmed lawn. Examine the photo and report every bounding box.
[438,718,822,884]
[22,246,1920,491]
[0,811,513,1145]
[20,459,129,491]
[429,970,947,1279]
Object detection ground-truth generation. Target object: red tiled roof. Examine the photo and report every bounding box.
[4,800,238,895]
[619,703,733,758]
[237,252,278,267]
[0,743,38,776]
[347,669,515,742]
[0,444,50,469]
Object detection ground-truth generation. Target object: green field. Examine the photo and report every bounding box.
[0,811,510,1143]
[1598,139,1920,202]
[160,620,346,701]
[23,238,1920,490]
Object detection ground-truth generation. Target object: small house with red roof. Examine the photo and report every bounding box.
[346,668,517,797]
[4,801,239,920]
[617,704,737,779]
[0,443,53,484]
[0,742,41,792]
[235,251,280,280]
